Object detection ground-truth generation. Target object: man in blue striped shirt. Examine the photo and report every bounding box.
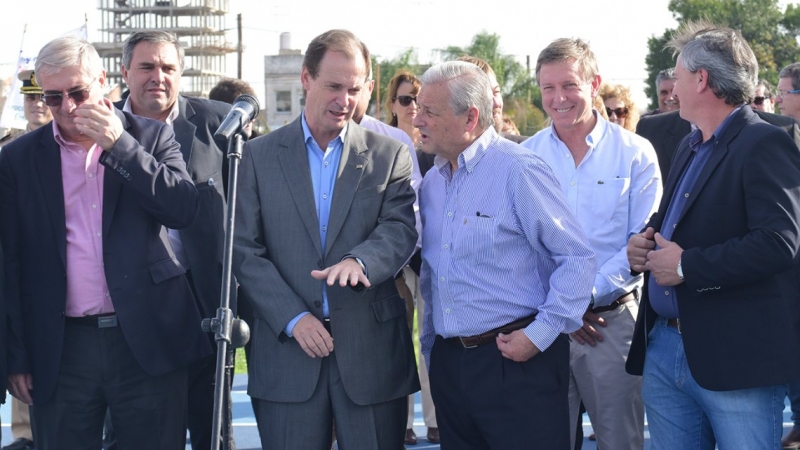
[416,60,596,449]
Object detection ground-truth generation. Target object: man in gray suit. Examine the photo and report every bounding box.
[232,29,419,450]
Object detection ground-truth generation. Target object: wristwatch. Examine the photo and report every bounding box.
[677,258,684,281]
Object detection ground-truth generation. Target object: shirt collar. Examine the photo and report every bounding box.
[546,109,607,154]
[301,112,348,147]
[688,105,743,150]
[433,126,499,173]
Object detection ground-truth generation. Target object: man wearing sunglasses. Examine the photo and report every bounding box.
[750,79,775,113]
[521,38,661,450]
[116,30,235,450]
[0,36,210,449]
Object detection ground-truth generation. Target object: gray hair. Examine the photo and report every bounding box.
[122,31,185,72]
[655,68,675,89]
[420,61,493,129]
[35,37,104,84]
[779,63,800,91]
[668,20,758,105]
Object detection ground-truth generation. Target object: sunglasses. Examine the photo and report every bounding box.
[752,96,771,105]
[42,78,96,107]
[605,106,629,118]
[393,95,417,107]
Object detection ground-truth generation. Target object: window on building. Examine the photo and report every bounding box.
[276,91,291,112]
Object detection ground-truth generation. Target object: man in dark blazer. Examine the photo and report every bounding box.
[626,22,800,448]
[117,30,233,450]
[0,36,210,449]
[636,108,800,178]
[232,29,419,450]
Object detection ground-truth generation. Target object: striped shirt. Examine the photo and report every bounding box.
[419,127,596,362]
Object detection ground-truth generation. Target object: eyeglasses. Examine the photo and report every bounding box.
[752,96,771,105]
[393,95,417,107]
[42,78,96,107]
[776,89,800,100]
[605,106,629,118]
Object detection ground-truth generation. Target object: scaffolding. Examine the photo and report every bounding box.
[94,0,235,97]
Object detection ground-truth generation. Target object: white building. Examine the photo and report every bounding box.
[264,33,304,131]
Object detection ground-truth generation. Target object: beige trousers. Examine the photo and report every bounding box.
[395,267,437,429]
[568,299,644,450]
[11,396,33,440]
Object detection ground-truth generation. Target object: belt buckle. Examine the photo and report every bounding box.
[98,315,118,328]
[458,337,478,349]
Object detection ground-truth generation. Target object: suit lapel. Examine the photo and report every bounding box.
[325,123,367,256]
[676,109,746,223]
[36,129,67,268]
[278,118,323,258]
[173,97,196,164]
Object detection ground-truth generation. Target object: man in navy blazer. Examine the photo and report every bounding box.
[0,37,210,449]
[117,30,233,450]
[626,22,800,448]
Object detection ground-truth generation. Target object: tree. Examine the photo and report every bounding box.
[643,0,800,110]
[370,48,423,122]
[440,31,546,135]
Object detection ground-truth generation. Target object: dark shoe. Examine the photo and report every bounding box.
[2,438,35,450]
[783,428,800,449]
[404,428,417,445]
[588,433,596,441]
[426,427,440,443]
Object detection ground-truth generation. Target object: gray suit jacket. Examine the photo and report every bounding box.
[233,116,420,405]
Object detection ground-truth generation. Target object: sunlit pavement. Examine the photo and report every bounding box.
[1,377,796,449]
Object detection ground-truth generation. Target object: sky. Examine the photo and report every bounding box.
[0,0,795,110]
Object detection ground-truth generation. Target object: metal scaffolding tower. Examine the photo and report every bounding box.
[94,0,235,97]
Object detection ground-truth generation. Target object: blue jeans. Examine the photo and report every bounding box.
[642,318,785,450]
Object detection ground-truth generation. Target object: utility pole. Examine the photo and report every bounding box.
[237,13,243,79]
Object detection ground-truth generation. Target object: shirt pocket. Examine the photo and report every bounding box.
[453,215,496,265]
[589,178,629,222]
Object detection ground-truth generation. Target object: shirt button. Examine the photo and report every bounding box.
[88,173,94,178]
[665,291,670,295]
[96,232,102,237]
[673,224,677,229]
[447,212,453,217]
[322,226,327,232]
[440,276,445,282]
[684,193,689,198]
[443,244,448,249]
[92,204,97,209]
[323,193,328,199]
[324,161,329,166]
[570,181,576,186]
[445,308,451,314]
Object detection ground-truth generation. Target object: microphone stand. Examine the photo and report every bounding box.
[202,131,250,450]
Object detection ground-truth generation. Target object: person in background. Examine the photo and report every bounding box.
[599,83,640,132]
[0,69,53,450]
[750,79,774,113]
[642,68,679,116]
[386,69,422,148]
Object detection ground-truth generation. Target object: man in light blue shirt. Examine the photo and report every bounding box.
[416,60,595,449]
[522,37,662,450]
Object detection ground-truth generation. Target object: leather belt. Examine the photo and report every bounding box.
[322,318,331,333]
[666,318,682,334]
[65,313,118,328]
[591,291,638,314]
[445,313,538,349]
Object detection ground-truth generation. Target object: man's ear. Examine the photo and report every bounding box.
[464,106,480,133]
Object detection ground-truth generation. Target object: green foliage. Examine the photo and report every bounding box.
[371,48,423,122]
[643,0,800,110]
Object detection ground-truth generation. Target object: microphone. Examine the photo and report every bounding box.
[214,94,260,139]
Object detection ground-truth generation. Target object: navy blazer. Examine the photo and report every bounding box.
[626,106,800,391]
[0,110,212,404]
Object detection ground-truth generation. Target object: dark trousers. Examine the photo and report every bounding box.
[186,352,236,450]
[32,321,188,450]
[253,351,406,450]
[429,334,571,450]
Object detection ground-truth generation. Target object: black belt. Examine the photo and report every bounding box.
[591,291,638,314]
[65,313,118,328]
[322,318,331,333]
[445,313,538,349]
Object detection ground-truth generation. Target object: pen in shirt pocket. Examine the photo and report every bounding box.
[476,211,492,218]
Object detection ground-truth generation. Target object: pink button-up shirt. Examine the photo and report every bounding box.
[54,122,114,316]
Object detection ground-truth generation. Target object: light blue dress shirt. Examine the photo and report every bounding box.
[419,127,596,364]
[284,113,345,336]
[522,113,662,307]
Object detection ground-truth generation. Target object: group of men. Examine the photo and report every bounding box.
[3,20,800,450]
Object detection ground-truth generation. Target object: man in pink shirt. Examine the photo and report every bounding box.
[0,36,210,449]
